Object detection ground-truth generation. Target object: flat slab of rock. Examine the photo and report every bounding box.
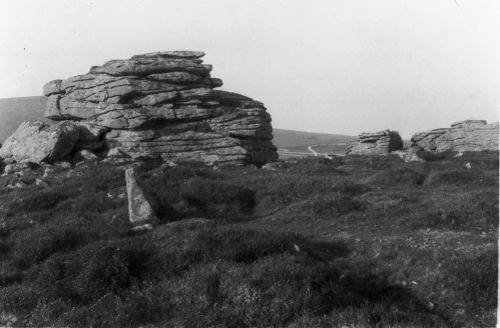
[131,51,205,59]
[90,57,212,77]
[450,119,487,129]
[126,167,157,224]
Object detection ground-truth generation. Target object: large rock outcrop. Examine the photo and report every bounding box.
[345,130,403,155]
[411,120,499,153]
[38,51,277,166]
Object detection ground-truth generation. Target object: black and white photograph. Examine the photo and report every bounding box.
[0,0,498,327]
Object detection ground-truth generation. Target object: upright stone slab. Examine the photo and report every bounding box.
[125,167,157,224]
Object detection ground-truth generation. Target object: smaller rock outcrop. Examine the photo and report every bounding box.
[125,167,157,224]
[411,120,498,153]
[411,128,450,153]
[345,130,403,155]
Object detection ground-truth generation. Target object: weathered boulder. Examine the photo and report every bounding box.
[410,128,450,152]
[125,167,157,224]
[345,130,403,155]
[411,120,499,153]
[38,51,277,166]
[0,121,80,163]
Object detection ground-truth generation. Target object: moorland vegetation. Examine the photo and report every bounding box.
[0,151,497,327]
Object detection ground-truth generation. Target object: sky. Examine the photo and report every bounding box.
[0,0,498,138]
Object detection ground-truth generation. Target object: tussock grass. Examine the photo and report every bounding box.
[364,167,427,186]
[425,168,496,186]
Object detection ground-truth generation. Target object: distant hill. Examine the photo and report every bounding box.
[272,128,356,157]
[0,96,46,141]
[0,97,356,156]
[272,129,356,151]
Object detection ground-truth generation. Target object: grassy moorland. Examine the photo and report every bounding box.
[0,151,497,327]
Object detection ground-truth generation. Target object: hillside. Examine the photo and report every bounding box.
[0,96,46,142]
[0,152,497,327]
[272,128,356,157]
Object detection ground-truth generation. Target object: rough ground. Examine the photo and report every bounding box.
[0,151,497,327]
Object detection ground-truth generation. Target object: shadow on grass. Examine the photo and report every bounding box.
[0,226,453,327]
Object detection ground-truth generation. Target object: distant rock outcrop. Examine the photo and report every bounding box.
[38,51,277,166]
[411,120,499,153]
[345,130,403,155]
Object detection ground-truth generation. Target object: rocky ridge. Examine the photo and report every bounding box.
[0,51,278,166]
[345,130,403,155]
[411,120,499,153]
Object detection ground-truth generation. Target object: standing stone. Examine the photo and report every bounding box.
[125,168,157,224]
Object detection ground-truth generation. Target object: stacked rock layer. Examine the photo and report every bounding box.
[345,130,403,155]
[411,120,499,153]
[42,51,278,165]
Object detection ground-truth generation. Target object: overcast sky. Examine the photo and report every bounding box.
[0,0,498,137]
